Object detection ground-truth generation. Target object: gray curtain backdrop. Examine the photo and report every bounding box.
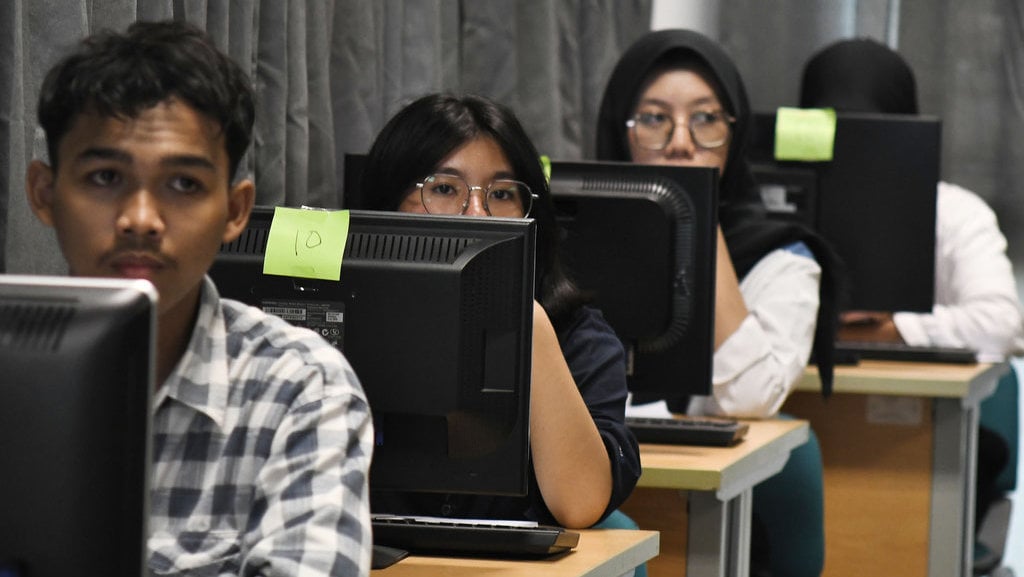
[0,0,652,275]
[5,1,1023,273]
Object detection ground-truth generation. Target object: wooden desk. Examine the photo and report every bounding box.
[623,418,809,576]
[789,360,1007,577]
[371,528,659,577]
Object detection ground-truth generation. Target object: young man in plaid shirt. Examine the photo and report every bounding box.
[25,20,373,576]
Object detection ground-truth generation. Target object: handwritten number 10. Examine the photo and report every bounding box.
[293,229,323,256]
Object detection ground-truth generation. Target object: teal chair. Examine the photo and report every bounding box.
[594,509,647,577]
[974,368,1018,577]
[752,414,826,577]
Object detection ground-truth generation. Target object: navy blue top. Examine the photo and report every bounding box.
[371,305,641,526]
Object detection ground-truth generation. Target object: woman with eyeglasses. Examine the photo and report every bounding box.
[596,29,843,419]
[596,29,844,577]
[359,93,641,530]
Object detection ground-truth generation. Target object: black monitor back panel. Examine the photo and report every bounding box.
[749,112,940,313]
[549,161,718,400]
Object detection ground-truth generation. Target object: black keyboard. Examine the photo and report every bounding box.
[371,515,580,559]
[834,341,977,365]
[626,415,749,446]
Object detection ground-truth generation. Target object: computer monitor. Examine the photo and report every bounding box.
[343,152,370,209]
[0,275,155,577]
[748,111,940,312]
[210,208,536,496]
[548,161,718,402]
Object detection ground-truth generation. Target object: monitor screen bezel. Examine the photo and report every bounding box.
[0,275,155,577]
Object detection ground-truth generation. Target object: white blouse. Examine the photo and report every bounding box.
[893,181,1024,362]
[691,245,821,418]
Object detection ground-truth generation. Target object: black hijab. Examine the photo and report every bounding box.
[800,37,918,114]
[596,29,842,396]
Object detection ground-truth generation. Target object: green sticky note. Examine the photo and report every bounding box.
[263,207,349,281]
[774,107,837,161]
[540,155,551,184]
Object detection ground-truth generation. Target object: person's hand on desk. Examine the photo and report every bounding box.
[838,311,903,342]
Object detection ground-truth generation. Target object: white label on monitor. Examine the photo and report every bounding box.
[261,299,345,350]
[263,305,307,321]
[759,184,798,213]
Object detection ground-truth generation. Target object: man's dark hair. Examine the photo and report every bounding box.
[37,19,255,180]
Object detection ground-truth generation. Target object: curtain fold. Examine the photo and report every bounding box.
[252,0,287,206]
[1,0,652,273]
[6,0,91,275]
[0,1,17,273]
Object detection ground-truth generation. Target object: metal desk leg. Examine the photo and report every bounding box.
[687,489,752,577]
[929,397,979,577]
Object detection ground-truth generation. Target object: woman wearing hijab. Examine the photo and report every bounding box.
[596,29,842,419]
[594,30,840,576]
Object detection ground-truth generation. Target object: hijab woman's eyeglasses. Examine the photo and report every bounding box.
[627,108,735,151]
[415,173,537,217]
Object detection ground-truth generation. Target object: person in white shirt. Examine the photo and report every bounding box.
[800,36,1024,535]
[894,181,1024,359]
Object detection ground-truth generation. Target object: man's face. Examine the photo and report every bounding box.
[27,98,254,319]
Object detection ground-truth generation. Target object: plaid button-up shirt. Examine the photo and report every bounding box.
[147,277,373,576]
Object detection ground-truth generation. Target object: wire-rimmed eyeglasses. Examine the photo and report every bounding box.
[415,173,536,217]
[626,108,735,151]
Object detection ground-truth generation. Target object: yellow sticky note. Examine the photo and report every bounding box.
[263,207,350,281]
[774,107,837,162]
[540,155,551,184]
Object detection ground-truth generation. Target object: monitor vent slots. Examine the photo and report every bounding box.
[346,232,473,264]
[0,302,74,351]
[219,221,477,265]
[221,225,270,255]
[580,175,661,195]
